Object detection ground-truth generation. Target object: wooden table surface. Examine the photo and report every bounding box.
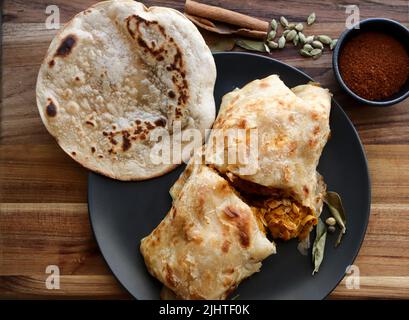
[1,0,409,299]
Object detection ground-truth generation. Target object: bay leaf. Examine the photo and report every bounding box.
[312,218,327,275]
[324,191,347,247]
[235,39,267,52]
[208,37,236,52]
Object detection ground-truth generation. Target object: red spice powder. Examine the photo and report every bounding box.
[339,31,409,101]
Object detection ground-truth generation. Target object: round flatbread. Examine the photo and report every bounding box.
[36,0,216,180]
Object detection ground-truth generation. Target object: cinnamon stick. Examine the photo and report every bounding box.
[185,13,267,39]
[185,0,269,33]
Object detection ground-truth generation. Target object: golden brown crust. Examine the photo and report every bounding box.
[140,165,275,300]
[205,75,330,213]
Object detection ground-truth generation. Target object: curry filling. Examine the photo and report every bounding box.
[225,173,318,241]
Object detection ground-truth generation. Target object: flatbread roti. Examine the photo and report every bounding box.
[36,0,216,180]
[140,164,275,300]
[205,75,330,214]
[204,75,331,240]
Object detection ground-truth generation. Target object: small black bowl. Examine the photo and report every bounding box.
[332,18,409,106]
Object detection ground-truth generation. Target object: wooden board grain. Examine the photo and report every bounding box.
[1,0,409,299]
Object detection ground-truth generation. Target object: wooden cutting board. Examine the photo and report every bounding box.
[1,0,409,299]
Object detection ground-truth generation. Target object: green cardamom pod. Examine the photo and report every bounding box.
[299,49,312,57]
[310,48,322,56]
[303,43,313,51]
[298,32,306,44]
[287,23,296,30]
[330,39,338,50]
[282,29,290,37]
[293,34,299,46]
[312,40,324,49]
[268,30,276,40]
[286,29,297,41]
[305,35,314,44]
[264,43,271,53]
[270,18,278,31]
[267,40,279,49]
[318,35,332,45]
[280,16,289,27]
[307,12,316,25]
[278,36,286,49]
[295,23,304,32]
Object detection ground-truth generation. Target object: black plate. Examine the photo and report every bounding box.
[88,52,371,300]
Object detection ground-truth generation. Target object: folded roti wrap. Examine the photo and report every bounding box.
[140,164,275,300]
[205,75,331,240]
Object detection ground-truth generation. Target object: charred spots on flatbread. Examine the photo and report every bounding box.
[122,130,131,152]
[134,126,143,135]
[126,15,166,50]
[91,147,96,153]
[55,34,77,57]
[237,227,250,248]
[310,111,319,121]
[46,99,57,117]
[224,206,239,219]
[145,121,155,130]
[223,206,250,248]
[221,240,230,253]
[126,14,190,118]
[223,268,235,275]
[71,151,76,156]
[168,90,176,99]
[109,136,118,145]
[48,59,55,67]
[127,15,165,37]
[154,118,166,127]
[175,108,182,117]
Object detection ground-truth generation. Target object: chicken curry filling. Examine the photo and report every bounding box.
[225,173,318,241]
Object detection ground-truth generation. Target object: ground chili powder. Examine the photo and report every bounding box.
[339,31,409,101]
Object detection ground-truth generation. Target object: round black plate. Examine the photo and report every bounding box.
[88,52,371,300]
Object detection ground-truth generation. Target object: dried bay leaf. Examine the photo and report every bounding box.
[208,37,236,52]
[312,218,327,275]
[198,29,236,52]
[324,191,347,247]
[235,39,267,52]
